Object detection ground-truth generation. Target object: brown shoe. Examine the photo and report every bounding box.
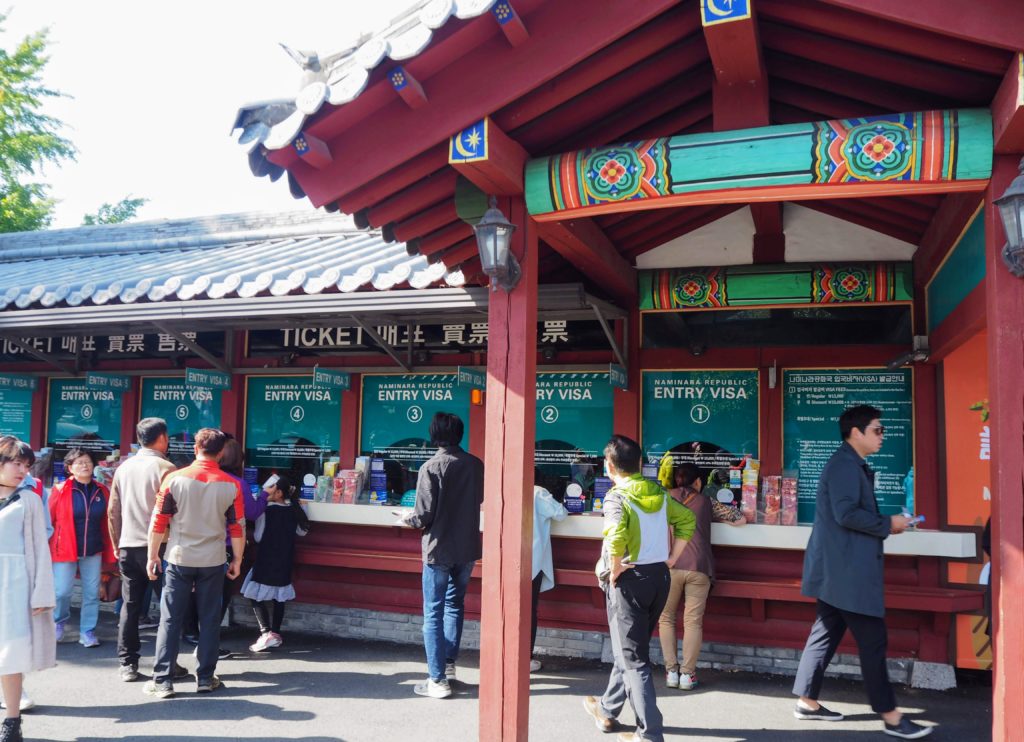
[582,696,615,733]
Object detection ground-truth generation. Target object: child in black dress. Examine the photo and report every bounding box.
[240,474,310,652]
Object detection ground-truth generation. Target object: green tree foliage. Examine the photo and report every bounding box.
[82,196,148,225]
[0,14,76,233]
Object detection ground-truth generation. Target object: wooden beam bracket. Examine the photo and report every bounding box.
[389,66,428,110]
[492,1,529,47]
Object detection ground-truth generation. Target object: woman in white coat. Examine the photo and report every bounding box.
[530,479,567,673]
[0,437,56,742]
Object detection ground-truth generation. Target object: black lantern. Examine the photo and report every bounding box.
[994,156,1024,277]
[473,196,520,291]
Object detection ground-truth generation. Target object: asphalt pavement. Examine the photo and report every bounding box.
[15,612,991,742]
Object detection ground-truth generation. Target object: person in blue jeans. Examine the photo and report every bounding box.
[48,448,116,648]
[400,412,483,699]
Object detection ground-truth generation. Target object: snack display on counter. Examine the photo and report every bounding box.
[781,476,798,525]
[740,458,759,523]
[368,458,388,504]
[761,475,781,525]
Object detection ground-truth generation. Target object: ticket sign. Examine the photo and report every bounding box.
[535,372,614,468]
[641,370,759,470]
[47,379,123,454]
[140,378,222,465]
[0,386,33,440]
[244,376,340,472]
[782,369,913,523]
[360,374,471,468]
[186,367,232,391]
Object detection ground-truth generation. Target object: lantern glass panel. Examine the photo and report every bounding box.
[997,197,1024,250]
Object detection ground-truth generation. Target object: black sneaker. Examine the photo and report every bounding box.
[0,717,23,742]
[884,718,933,739]
[196,676,222,693]
[794,702,844,721]
[119,663,139,682]
[173,663,190,679]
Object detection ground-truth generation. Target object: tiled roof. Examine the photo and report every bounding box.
[0,211,466,312]
[231,0,497,155]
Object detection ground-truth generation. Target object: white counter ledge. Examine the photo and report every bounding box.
[305,503,977,559]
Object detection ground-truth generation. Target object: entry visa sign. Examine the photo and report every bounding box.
[0,374,37,391]
[313,366,351,391]
[86,372,132,393]
[186,367,232,391]
[457,367,486,390]
[609,363,628,389]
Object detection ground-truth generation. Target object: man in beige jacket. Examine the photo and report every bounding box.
[108,418,176,682]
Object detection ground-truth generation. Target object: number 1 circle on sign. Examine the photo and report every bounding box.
[407,405,423,424]
[690,404,710,424]
[290,405,305,423]
[81,404,94,420]
[176,404,189,421]
[541,405,559,424]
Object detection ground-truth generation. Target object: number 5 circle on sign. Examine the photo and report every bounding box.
[290,405,305,423]
[176,404,189,421]
[407,405,423,424]
[541,405,559,424]
[690,404,710,424]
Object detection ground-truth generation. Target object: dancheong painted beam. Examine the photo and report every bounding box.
[525,109,993,221]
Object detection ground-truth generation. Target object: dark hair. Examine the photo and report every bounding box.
[63,447,96,471]
[194,428,227,456]
[673,462,702,488]
[604,434,642,475]
[219,439,244,478]
[274,474,311,532]
[136,417,168,446]
[429,412,464,447]
[839,405,882,440]
[0,436,35,466]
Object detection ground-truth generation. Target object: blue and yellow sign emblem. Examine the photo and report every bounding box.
[449,119,489,164]
[701,0,751,26]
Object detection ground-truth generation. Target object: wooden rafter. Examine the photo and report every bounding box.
[700,0,769,129]
[337,144,448,215]
[798,201,920,245]
[992,53,1024,154]
[624,204,746,257]
[536,219,636,303]
[391,202,458,243]
[750,203,785,263]
[365,170,457,228]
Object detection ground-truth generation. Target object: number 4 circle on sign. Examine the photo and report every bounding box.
[690,404,710,424]
[290,406,305,423]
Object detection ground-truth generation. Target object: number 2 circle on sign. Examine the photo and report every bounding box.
[690,404,710,424]
[290,405,305,423]
[541,405,559,424]
[407,405,423,424]
[81,404,94,420]
[176,405,189,421]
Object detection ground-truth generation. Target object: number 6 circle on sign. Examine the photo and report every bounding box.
[541,405,559,424]
[690,404,710,424]
[407,405,423,424]
[81,403,94,420]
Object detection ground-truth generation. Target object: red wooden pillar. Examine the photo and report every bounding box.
[985,155,1024,742]
[339,374,362,468]
[479,195,538,741]
[613,307,640,440]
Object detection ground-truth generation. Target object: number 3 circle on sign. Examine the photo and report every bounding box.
[290,405,305,423]
[541,405,559,424]
[690,404,710,424]
[407,405,423,424]
[176,404,189,421]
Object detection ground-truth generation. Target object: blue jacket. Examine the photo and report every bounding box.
[801,442,892,617]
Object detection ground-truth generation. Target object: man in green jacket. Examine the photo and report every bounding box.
[583,435,695,742]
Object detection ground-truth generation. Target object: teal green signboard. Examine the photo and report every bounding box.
[186,367,232,391]
[535,372,614,498]
[783,368,913,523]
[457,367,486,390]
[47,379,123,454]
[313,367,351,391]
[140,378,222,466]
[641,370,759,470]
[0,387,33,440]
[244,376,340,476]
[0,374,37,391]
[86,372,132,393]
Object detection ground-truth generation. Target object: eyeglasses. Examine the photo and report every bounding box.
[867,425,886,436]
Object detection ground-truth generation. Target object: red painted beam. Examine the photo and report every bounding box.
[928,281,986,363]
[798,201,920,245]
[912,192,984,290]
[365,170,458,228]
[772,80,888,121]
[493,1,529,47]
[415,221,474,258]
[613,203,722,245]
[985,155,1024,742]
[818,0,1024,53]
[392,202,459,243]
[760,22,997,104]
[750,203,785,263]
[857,197,936,226]
[760,0,1011,76]
[291,0,686,207]
[337,144,449,215]
[992,53,1024,154]
[829,198,929,237]
[766,52,943,116]
[450,118,529,196]
[537,218,636,303]
[624,96,713,140]
[292,131,332,170]
[434,238,479,269]
[389,66,428,109]
[701,5,770,129]
[515,36,709,152]
[492,4,701,131]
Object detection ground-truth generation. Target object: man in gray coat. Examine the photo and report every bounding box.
[792,404,932,740]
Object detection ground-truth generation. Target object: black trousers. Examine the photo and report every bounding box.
[153,564,224,684]
[529,573,544,654]
[117,545,162,667]
[793,599,897,713]
[252,599,286,634]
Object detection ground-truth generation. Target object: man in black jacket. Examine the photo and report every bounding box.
[792,404,932,739]
[401,412,483,699]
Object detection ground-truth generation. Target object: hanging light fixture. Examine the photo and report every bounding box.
[994,156,1024,277]
[472,196,520,291]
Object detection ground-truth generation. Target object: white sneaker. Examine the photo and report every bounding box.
[678,672,698,690]
[444,660,456,680]
[267,632,283,648]
[249,632,275,652]
[414,678,453,699]
[529,659,542,672]
[666,670,680,688]
[0,690,33,711]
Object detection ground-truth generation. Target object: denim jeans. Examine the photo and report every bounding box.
[152,563,225,684]
[53,554,102,632]
[421,561,474,681]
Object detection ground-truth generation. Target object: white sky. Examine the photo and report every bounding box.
[2,1,418,228]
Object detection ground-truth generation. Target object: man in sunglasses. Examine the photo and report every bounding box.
[792,404,933,739]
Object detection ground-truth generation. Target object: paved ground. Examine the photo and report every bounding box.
[15,612,990,741]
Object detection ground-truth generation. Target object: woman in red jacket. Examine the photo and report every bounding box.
[48,448,115,648]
